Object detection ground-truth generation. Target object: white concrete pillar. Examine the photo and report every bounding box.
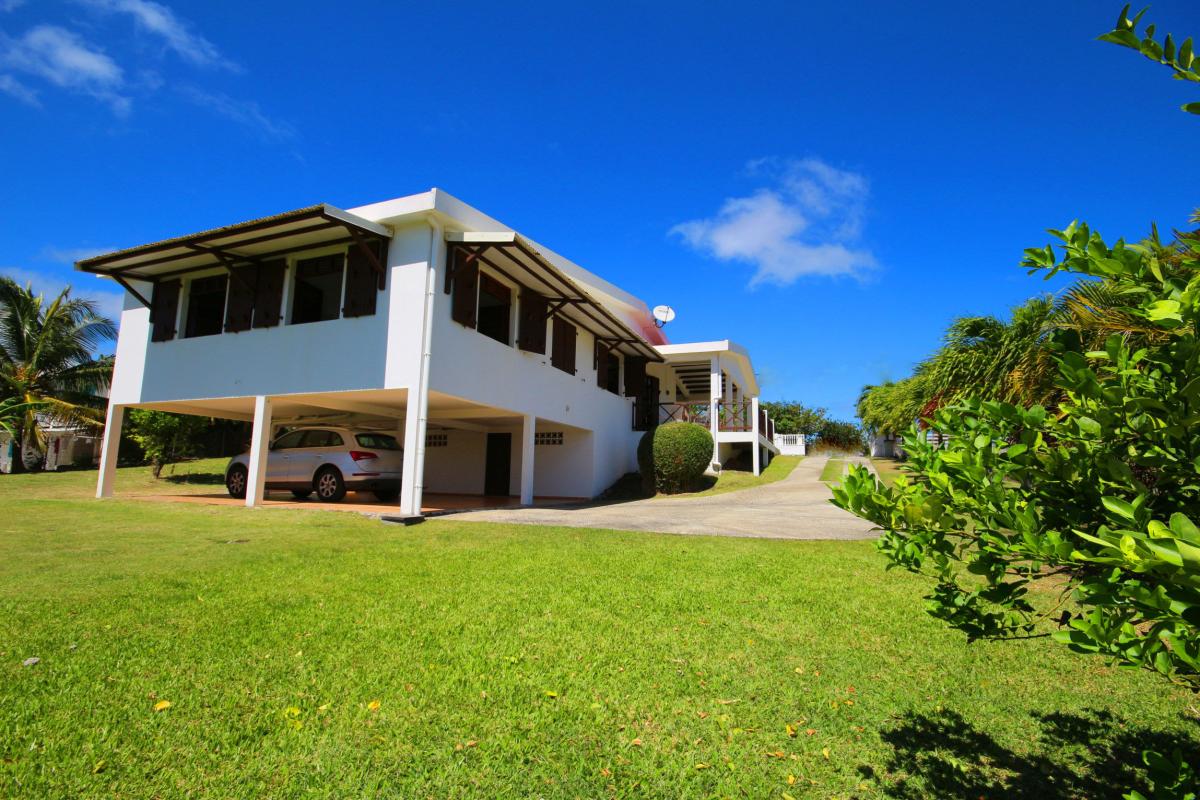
[95,403,125,498]
[245,395,273,508]
[709,355,721,467]
[751,396,762,476]
[520,414,535,506]
[400,400,425,516]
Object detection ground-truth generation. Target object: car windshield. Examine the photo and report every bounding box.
[355,433,401,451]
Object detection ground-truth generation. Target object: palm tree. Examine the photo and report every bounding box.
[0,278,116,471]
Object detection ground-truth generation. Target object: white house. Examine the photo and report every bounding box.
[78,189,778,517]
[0,420,102,473]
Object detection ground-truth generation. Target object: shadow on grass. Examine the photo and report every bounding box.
[161,472,225,485]
[867,707,1199,799]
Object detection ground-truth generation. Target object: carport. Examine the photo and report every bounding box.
[96,387,588,515]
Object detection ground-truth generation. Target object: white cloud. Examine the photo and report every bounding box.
[180,87,295,142]
[0,266,124,323]
[78,0,236,70]
[0,0,25,12]
[40,245,117,263]
[0,72,36,104]
[0,24,130,114]
[671,157,878,286]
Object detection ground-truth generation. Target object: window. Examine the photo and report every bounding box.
[300,429,343,448]
[291,254,344,324]
[271,430,307,450]
[477,274,511,344]
[357,433,403,450]
[551,316,577,374]
[535,432,564,446]
[183,275,228,338]
[597,347,620,394]
[424,433,448,448]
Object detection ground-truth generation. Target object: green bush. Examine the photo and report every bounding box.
[638,422,713,494]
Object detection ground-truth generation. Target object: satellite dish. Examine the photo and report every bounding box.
[652,305,676,328]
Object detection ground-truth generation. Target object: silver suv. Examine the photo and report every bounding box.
[225,426,404,503]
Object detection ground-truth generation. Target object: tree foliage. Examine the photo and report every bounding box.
[837,10,1200,792]
[1100,4,1200,115]
[0,278,115,470]
[836,218,1200,797]
[126,410,210,478]
[760,401,828,436]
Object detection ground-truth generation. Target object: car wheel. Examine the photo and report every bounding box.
[313,467,346,502]
[373,490,399,503]
[226,464,248,499]
[291,490,313,500]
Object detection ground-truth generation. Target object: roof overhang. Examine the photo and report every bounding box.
[655,340,759,397]
[74,204,392,288]
[445,231,662,362]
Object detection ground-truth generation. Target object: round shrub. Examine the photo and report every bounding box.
[638,421,714,494]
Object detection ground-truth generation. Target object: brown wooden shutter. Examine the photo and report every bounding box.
[551,316,576,374]
[517,289,548,353]
[224,265,257,333]
[343,241,382,318]
[624,356,647,397]
[451,251,479,328]
[150,279,180,342]
[252,259,285,328]
[595,340,604,386]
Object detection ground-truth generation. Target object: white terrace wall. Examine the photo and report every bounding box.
[107,224,430,406]
[425,249,641,497]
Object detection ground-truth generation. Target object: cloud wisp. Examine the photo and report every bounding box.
[78,0,236,70]
[0,266,125,324]
[0,1,291,144]
[671,157,878,287]
[179,87,296,142]
[0,24,129,113]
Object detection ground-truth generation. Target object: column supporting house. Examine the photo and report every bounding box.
[709,355,721,468]
[520,414,535,506]
[396,219,442,519]
[245,395,273,508]
[751,396,762,476]
[95,402,125,499]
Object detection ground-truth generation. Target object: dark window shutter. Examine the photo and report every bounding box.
[517,289,548,353]
[224,265,257,333]
[451,251,479,328]
[150,279,180,342]
[253,259,286,328]
[624,356,647,397]
[551,316,576,374]
[599,342,606,386]
[343,241,382,318]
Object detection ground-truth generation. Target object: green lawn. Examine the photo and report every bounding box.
[819,458,846,483]
[679,455,803,498]
[1,466,1195,798]
[870,458,906,485]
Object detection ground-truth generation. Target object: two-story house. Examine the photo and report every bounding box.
[79,189,778,517]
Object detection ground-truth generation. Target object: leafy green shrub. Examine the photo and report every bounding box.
[127,409,209,478]
[638,422,713,494]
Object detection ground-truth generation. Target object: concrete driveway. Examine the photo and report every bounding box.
[446,455,879,540]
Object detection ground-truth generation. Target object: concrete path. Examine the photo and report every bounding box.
[446,455,879,540]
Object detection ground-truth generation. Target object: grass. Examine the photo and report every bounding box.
[1,466,1197,798]
[870,458,906,485]
[819,458,846,483]
[678,454,803,498]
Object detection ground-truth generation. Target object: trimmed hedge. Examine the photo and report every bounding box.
[637,421,714,494]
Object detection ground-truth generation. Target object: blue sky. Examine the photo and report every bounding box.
[1,1,1197,419]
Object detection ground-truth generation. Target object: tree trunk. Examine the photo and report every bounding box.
[9,422,24,474]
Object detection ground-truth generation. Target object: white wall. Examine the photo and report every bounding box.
[108,226,428,406]
[423,430,486,494]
